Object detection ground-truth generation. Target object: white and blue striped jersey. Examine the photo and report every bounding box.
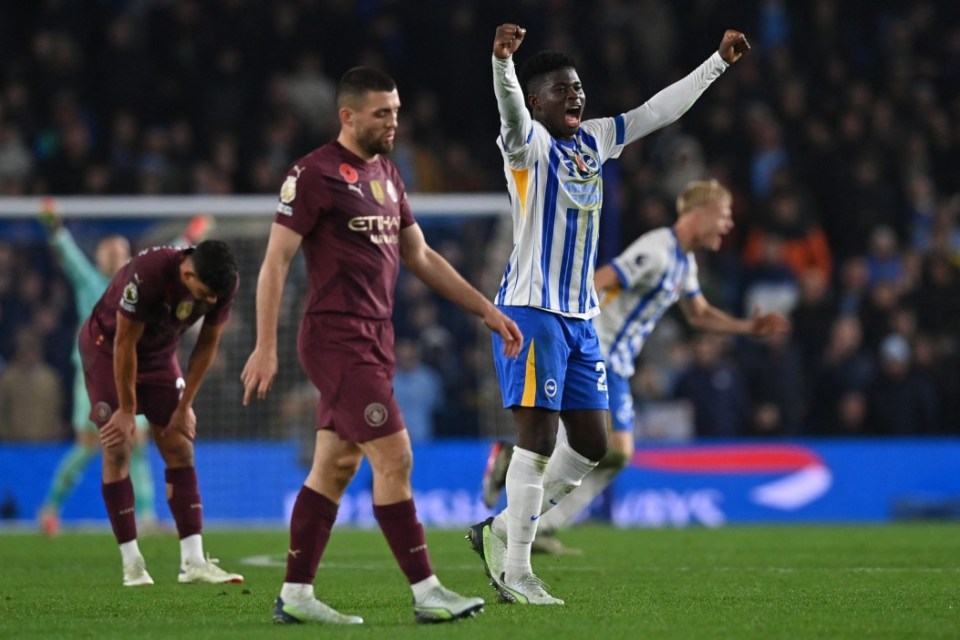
[596,227,701,378]
[492,51,728,319]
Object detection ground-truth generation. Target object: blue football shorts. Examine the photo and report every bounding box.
[606,366,635,433]
[492,305,609,411]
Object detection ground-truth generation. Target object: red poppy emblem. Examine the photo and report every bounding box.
[339,163,359,184]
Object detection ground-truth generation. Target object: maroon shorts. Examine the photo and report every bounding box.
[78,322,184,428]
[298,314,405,443]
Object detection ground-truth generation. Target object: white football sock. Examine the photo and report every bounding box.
[500,446,548,582]
[119,539,142,565]
[280,582,314,602]
[538,465,619,532]
[538,438,598,519]
[180,533,205,567]
[411,574,440,602]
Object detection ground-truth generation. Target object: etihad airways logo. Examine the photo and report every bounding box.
[348,215,401,245]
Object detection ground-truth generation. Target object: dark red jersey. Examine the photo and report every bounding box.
[84,246,236,362]
[273,141,415,320]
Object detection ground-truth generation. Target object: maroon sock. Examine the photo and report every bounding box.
[166,466,202,539]
[373,499,433,584]
[285,486,339,584]
[102,477,137,544]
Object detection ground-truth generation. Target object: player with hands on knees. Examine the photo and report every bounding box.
[79,238,242,587]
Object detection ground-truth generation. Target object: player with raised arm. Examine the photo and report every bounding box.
[240,66,522,625]
[481,180,791,552]
[79,239,242,587]
[37,203,213,536]
[467,24,751,605]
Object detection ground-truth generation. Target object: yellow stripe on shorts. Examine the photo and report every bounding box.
[521,338,537,407]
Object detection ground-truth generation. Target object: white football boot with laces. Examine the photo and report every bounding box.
[413,584,484,623]
[499,572,565,605]
[178,553,244,584]
[273,596,364,625]
[122,555,155,587]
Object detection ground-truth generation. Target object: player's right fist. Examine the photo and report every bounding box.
[38,197,62,233]
[494,24,526,59]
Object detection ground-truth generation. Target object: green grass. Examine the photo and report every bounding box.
[1,524,959,639]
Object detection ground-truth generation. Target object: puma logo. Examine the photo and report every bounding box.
[348,184,364,198]
[288,549,301,558]
[190,504,203,510]
[119,507,135,515]
[409,544,427,554]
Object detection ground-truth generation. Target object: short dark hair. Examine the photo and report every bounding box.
[517,51,577,96]
[191,240,238,298]
[336,67,396,107]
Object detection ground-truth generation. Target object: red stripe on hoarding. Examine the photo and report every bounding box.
[632,445,821,473]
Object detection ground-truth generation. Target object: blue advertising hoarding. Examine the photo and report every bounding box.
[1,439,957,527]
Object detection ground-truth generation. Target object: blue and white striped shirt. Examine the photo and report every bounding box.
[596,228,701,378]
[492,51,727,319]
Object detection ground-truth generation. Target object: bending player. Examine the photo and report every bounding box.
[468,24,752,605]
[37,203,213,536]
[482,180,791,552]
[79,239,242,586]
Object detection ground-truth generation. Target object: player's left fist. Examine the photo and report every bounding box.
[718,30,750,65]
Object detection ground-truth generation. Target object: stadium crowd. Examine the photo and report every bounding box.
[0,0,958,441]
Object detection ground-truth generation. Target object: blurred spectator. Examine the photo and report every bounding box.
[392,339,442,442]
[742,188,832,285]
[864,225,906,288]
[810,316,875,436]
[282,52,337,138]
[912,334,960,434]
[865,334,938,436]
[280,382,321,467]
[0,122,32,193]
[0,326,63,442]
[673,334,750,438]
[746,108,789,199]
[738,330,805,437]
[916,252,960,339]
[790,270,837,387]
[739,233,799,318]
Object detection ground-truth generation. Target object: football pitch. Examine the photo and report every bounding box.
[1,524,957,639]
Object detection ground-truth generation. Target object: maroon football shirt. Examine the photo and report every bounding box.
[83,246,237,363]
[274,141,415,320]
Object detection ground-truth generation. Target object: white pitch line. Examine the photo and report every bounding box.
[239,555,960,574]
